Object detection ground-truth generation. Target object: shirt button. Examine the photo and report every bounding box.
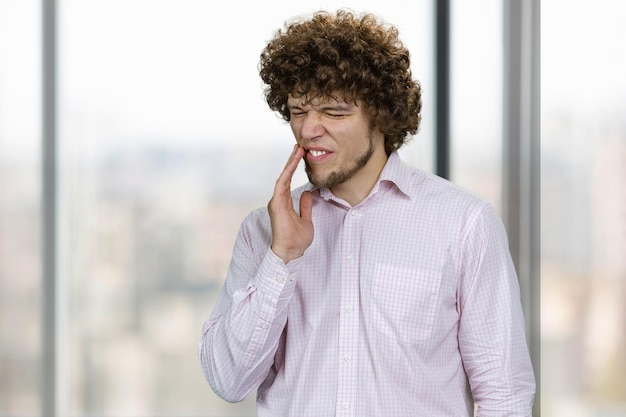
[276,276,285,283]
[345,305,353,313]
[288,273,296,282]
[344,355,352,362]
[351,210,357,217]
[259,322,268,329]
[342,402,350,410]
[346,256,354,264]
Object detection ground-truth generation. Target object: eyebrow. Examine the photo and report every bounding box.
[320,104,355,112]
[287,102,356,112]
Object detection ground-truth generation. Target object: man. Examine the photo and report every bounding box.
[198,10,535,416]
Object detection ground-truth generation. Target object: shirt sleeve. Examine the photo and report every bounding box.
[197,209,302,403]
[457,203,536,416]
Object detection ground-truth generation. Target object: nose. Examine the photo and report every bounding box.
[299,112,325,141]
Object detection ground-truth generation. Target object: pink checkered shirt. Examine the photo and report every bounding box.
[199,152,535,416]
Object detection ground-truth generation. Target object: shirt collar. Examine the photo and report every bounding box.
[315,152,416,205]
[375,151,415,198]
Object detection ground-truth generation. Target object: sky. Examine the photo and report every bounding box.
[542,0,626,114]
[57,0,432,148]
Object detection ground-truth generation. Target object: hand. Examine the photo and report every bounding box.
[268,145,314,263]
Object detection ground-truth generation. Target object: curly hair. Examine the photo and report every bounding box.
[259,10,422,154]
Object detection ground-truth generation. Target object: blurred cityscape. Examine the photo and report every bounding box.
[1,1,626,415]
[1,142,295,416]
[1,114,625,415]
[540,102,626,416]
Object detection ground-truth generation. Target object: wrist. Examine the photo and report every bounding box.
[270,245,304,264]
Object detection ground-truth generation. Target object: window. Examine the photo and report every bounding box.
[541,1,626,415]
[54,1,432,416]
[0,1,41,415]
[7,1,592,416]
[450,0,503,212]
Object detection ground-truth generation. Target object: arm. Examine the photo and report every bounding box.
[198,229,301,402]
[457,203,535,416]
[197,145,313,402]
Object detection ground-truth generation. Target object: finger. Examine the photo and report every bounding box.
[275,145,304,191]
[282,144,299,170]
[299,190,313,222]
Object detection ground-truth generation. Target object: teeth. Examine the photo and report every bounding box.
[310,150,327,157]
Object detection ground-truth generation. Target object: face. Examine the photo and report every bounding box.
[287,94,386,193]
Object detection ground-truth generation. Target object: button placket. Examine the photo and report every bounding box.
[336,208,361,416]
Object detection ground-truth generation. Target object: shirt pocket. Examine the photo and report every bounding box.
[370,263,442,342]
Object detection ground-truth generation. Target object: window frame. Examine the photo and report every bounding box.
[38,1,540,415]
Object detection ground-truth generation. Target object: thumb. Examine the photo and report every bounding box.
[299,191,313,222]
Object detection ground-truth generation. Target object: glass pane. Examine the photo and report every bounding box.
[57,1,432,416]
[542,1,626,415]
[450,0,503,213]
[0,1,42,416]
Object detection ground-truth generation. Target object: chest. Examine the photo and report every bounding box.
[289,202,461,340]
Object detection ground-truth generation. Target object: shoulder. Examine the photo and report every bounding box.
[392,161,510,244]
[385,154,488,213]
[404,164,490,215]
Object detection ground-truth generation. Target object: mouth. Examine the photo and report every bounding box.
[304,147,333,163]
[308,149,328,157]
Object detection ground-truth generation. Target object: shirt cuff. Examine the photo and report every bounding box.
[253,249,303,304]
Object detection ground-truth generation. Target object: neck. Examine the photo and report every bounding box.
[331,146,388,207]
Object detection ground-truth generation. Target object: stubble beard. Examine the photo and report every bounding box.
[304,135,375,190]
